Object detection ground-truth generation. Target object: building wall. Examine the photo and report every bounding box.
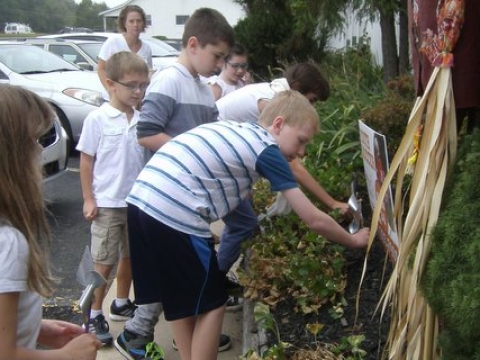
[328,10,384,65]
[101,0,245,39]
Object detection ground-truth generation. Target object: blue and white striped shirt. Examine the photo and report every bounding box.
[127,121,297,237]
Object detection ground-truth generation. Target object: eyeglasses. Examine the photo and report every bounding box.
[227,62,249,70]
[113,80,149,92]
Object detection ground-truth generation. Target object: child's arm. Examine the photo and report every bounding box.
[0,293,100,360]
[281,187,368,248]
[210,83,222,101]
[289,158,349,215]
[138,132,172,152]
[79,153,97,221]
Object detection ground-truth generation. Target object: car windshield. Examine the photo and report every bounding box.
[142,37,180,56]
[0,44,79,74]
[76,42,103,62]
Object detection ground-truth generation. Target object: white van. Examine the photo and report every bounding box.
[4,23,33,34]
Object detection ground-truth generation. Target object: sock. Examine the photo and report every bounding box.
[115,298,128,307]
[90,309,103,319]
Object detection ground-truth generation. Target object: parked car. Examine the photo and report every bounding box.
[38,32,179,71]
[4,22,33,34]
[9,38,103,71]
[58,27,93,34]
[163,38,182,51]
[40,117,69,182]
[0,42,104,145]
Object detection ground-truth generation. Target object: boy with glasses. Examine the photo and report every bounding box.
[76,51,150,345]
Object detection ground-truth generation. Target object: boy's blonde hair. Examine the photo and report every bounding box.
[117,5,147,33]
[259,90,319,133]
[105,51,149,81]
[182,8,235,49]
[0,85,55,296]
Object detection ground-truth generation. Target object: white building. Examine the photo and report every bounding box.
[99,0,246,39]
[329,12,383,65]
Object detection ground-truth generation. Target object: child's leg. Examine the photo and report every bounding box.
[218,197,258,272]
[116,257,132,299]
[91,263,114,311]
[171,305,226,360]
[90,207,127,311]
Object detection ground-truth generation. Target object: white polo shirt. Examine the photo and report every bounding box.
[76,103,145,208]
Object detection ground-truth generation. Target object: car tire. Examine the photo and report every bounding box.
[52,106,74,153]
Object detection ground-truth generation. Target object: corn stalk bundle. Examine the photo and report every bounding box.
[358,1,465,359]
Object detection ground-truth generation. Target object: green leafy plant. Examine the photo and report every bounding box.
[421,129,480,359]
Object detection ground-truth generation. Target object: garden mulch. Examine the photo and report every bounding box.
[266,238,393,359]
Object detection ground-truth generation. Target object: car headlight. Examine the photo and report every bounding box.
[63,88,104,107]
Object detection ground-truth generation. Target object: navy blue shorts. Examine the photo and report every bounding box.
[127,204,227,321]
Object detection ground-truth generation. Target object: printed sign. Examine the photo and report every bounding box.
[359,120,398,262]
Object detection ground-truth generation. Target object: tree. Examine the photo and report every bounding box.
[234,0,409,83]
[75,0,108,30]
[0,0,106,34]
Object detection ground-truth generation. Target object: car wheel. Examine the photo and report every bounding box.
[52,105,74,153]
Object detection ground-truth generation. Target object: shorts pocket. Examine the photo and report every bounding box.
[91,223,109,262]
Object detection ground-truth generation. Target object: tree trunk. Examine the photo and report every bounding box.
[398,0,410,74]
[379,9,399,83]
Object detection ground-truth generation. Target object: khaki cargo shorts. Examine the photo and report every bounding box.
[90,207,129,265]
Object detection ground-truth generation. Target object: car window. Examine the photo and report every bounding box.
[0,45,79,73]
[49,44,87,64]
[76,43,103,62]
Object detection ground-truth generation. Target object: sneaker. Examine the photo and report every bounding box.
[110,299,137,321]
[172,333,232,352]
[226,295,243,312]
[225,271,244,297]
[114,329,154,360]
[88,314,113,345]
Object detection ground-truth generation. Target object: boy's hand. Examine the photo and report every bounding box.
[331,201,350,217]
[83,199,98,221]
[350,227,370,248]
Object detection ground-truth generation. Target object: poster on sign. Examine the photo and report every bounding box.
[359,120,398,262]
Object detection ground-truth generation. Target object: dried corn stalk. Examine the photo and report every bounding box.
[357,1,464,359]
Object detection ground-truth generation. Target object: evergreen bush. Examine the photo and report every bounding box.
[421,129,480,359]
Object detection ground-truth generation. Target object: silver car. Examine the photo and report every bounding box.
[40,117,69,182]
[38,32,179,72]
[13,38,104,71]
[0,43,104,144]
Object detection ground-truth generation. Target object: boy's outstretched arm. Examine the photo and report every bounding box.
[281,187,369,249]
[289,158,350,215]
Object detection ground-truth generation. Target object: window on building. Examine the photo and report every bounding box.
[146,15,152,27]
[176,15,189,25]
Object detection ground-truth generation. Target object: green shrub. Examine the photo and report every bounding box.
[361,75,415,159]
[421,129,480,359]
